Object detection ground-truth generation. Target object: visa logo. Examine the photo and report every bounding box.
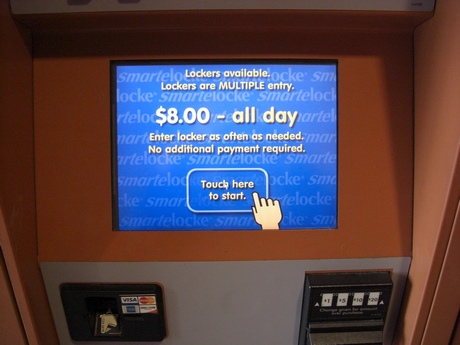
[121,296,138,304]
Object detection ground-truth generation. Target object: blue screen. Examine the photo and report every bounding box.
[112,60,337,231]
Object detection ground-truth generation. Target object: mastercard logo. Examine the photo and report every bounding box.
[139,296,156,305]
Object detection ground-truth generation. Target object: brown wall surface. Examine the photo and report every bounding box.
[394,0,460,343]
[32,21,415,262]
[0,3,58,344]
[0,250,27,345]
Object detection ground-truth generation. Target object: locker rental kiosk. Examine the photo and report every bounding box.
[9,1,435,344]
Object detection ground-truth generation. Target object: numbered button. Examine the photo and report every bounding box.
[352,292,364,306]
[337,293,349,306]
[367,292,380,306]
[321,293,333,307]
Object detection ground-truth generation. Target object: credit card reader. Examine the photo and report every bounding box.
[60,283,166,342]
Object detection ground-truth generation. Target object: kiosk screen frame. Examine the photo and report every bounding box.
[111,60,338,231]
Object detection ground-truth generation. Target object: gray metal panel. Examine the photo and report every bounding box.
[41,258,410,345]
[10,0,435,14]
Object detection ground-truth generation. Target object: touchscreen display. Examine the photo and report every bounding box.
[112,60,337,231]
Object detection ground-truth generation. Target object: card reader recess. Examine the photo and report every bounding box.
[60,283,166,342]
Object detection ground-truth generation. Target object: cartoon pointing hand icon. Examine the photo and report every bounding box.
[251,192,283,230]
